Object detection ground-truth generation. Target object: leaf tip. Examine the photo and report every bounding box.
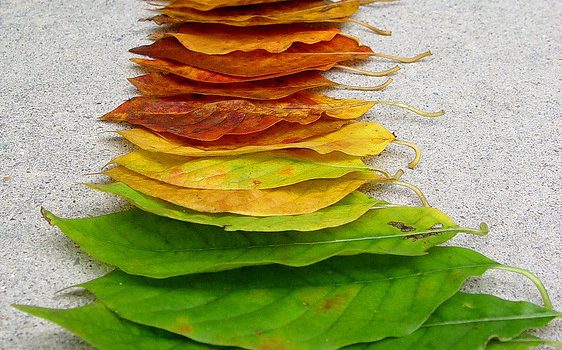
[40,207,56,226]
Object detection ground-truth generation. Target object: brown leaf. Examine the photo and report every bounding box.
[130,35,373,77]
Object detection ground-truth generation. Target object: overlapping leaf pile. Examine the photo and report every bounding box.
[16,0,560,349]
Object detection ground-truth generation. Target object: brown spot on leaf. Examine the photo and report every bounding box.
[388,221,416,232]
[318,293,347,312]
[175,323,193,335]
[252,179,262,186]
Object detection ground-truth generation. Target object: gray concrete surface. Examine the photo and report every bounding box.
[1,0,560,348]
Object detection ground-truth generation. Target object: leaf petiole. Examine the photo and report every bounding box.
[334,64,400,76]
[349,18,392,36]
[373,101,445,118]
[336,77,393,91]
[494,265,553,309]
[392,139,422,169]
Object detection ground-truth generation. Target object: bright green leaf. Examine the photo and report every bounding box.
[42,206,486,278]
[345,292,560,350]
[88,182,384,232]
[81,247,499,350]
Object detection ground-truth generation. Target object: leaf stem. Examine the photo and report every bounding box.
[371,50,433,63]
[373,101,445,118]
[349,18,392,36]
[494,265,553,309]
[337,77,393,91]
[334,64,400,77]
[392,139,421,169]
[368,168,392,178]
[388,180,431,207]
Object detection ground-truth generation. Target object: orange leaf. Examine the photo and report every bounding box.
[104,166,381,216]
[165,0,287,11]
[151,24,351,55]
[101,93,375,141]
[130,35,372,77]
[153,0,360,26]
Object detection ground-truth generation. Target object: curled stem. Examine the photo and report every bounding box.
[337,77,393,91]
[392,139,422,169]
[373,101,445,118]
[369,167,392,178]
[349,18,392,36]
[388,180,431,207]
[494,265,553,309]
[334,64,400,77]
[393,169,405,180]
[371,50,432,63]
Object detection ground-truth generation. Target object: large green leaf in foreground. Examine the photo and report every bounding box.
[88,182,384,232]
[14,293,558,350]
[81,247,500,350]
[346,292,560,350]
[43,205,486,278]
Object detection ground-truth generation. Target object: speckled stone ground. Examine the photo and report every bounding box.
[0,0,560,348]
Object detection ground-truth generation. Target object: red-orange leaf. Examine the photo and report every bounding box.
[101,93,375,141]
[130,35,372,77]
[131,58,337,84]
[163,119,351,149]
[128,72,340,99]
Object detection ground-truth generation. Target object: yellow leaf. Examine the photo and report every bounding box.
[104,166,383,216]
[118,122,396,157]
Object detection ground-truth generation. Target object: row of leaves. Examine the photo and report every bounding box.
[16,0,560,349]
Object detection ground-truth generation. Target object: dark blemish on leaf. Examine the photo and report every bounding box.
[319,294,347,312]
[252,179,262,186]
[403,232,441,241]
[388,221,416,232]
[255,330,263,337]
[40,207,53,226]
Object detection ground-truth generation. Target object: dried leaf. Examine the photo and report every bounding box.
[110,149,372,189]
[118,121,395,157]
[131,58,333,83]
[80,247,499,350]
[101,93,375,140]
[42,205,486,277]
[103,166,384,216]
[130,35,372,77]
[166,0,292,11]
[88,183,384,232]
[128,71,352,99]
[153,0,360,26]
[152,24,354,54]
[348,293,560,350]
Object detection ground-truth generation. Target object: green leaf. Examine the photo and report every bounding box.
[14,302,217,350]
[345,292,560,350]
[43,206,485,278]
[87,182,384,232]
[81,247,499,350]
[111,149,372,190]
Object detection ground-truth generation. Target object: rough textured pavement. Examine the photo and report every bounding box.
[0,0,560,348]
